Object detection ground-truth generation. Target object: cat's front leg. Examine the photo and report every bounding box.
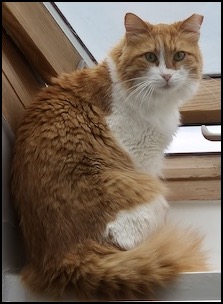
[104,195,168,250]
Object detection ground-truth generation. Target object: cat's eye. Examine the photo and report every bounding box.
[173,51,186,61]
[145,52,158,63]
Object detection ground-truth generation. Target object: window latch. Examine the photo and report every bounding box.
[201,125,221,142]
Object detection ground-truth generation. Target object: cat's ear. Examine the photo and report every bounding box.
[125,13,149,39]
[180,14,204,34]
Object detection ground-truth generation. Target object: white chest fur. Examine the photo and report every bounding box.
[106,58,183,177]
[106,82,180,177]
[104,52,199,250]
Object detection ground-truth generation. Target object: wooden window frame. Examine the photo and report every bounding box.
[180,77,221,125]
[2,2,221,201]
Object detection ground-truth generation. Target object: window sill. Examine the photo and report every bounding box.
[163,154,221,201]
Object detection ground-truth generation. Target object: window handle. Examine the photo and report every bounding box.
[201,125,221,142]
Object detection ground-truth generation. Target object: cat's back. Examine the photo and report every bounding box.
[16,81,101,140]
[13,89,91,166]
[10,70,130,208]
[14,64,112,154]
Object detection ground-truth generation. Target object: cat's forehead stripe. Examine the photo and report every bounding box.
[158,49,176,70]
[157,49,173,73]
[159,50,165,64]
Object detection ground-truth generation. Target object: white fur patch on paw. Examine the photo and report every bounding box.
[104,195,168,250]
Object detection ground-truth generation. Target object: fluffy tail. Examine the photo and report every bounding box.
[22,224,208,301]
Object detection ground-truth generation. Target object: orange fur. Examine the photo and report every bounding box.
[21,225,206,301]
[111,13,203,88]
[11,13,207,301]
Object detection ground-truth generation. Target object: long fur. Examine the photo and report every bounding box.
[10,13,207,301]
[106,13,203,176]
[21,224,206,301]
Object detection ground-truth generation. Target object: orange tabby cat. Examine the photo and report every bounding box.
[11,13,207,300]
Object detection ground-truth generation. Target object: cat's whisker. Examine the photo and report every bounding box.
[142,27,155,41]
[133,82,154,105]
[197,84,217,100]
[124,81,148,106]
[115,76,155,100]
[188,74,202,79]
[116,76,149,87]
[202,76,220,83]
[174,27,197,44]
[141,86,155,115]
[147,86,155,102]
[114,82,143,101]
[183,80,217,100]
[118,85,145,103]
[118,79,149,94]
[134,82,150,102]
[126,83,149,105]
[173,28,186,44]
[131,83,155,116]
[189,73,220,85]
[141,84,154,105]
[122,81,152,104]
[104,77,150,104]
[118,81,153,101]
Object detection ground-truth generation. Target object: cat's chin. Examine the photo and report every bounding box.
[155,84,178,95]
[155,81,199,100]
[161,84,173,90]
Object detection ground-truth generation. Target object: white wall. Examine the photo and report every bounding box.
[54,2,221,74]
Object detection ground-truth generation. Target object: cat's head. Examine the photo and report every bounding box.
[109,13,203,107]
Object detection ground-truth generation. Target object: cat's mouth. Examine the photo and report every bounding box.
[163,83,171,89]
[161,83,174,90]
[157,83,178,93]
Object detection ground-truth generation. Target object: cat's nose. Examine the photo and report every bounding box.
[161,74,172,82]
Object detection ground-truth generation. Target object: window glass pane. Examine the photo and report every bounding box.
[54,2,221,74]
[165,125,221,154]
